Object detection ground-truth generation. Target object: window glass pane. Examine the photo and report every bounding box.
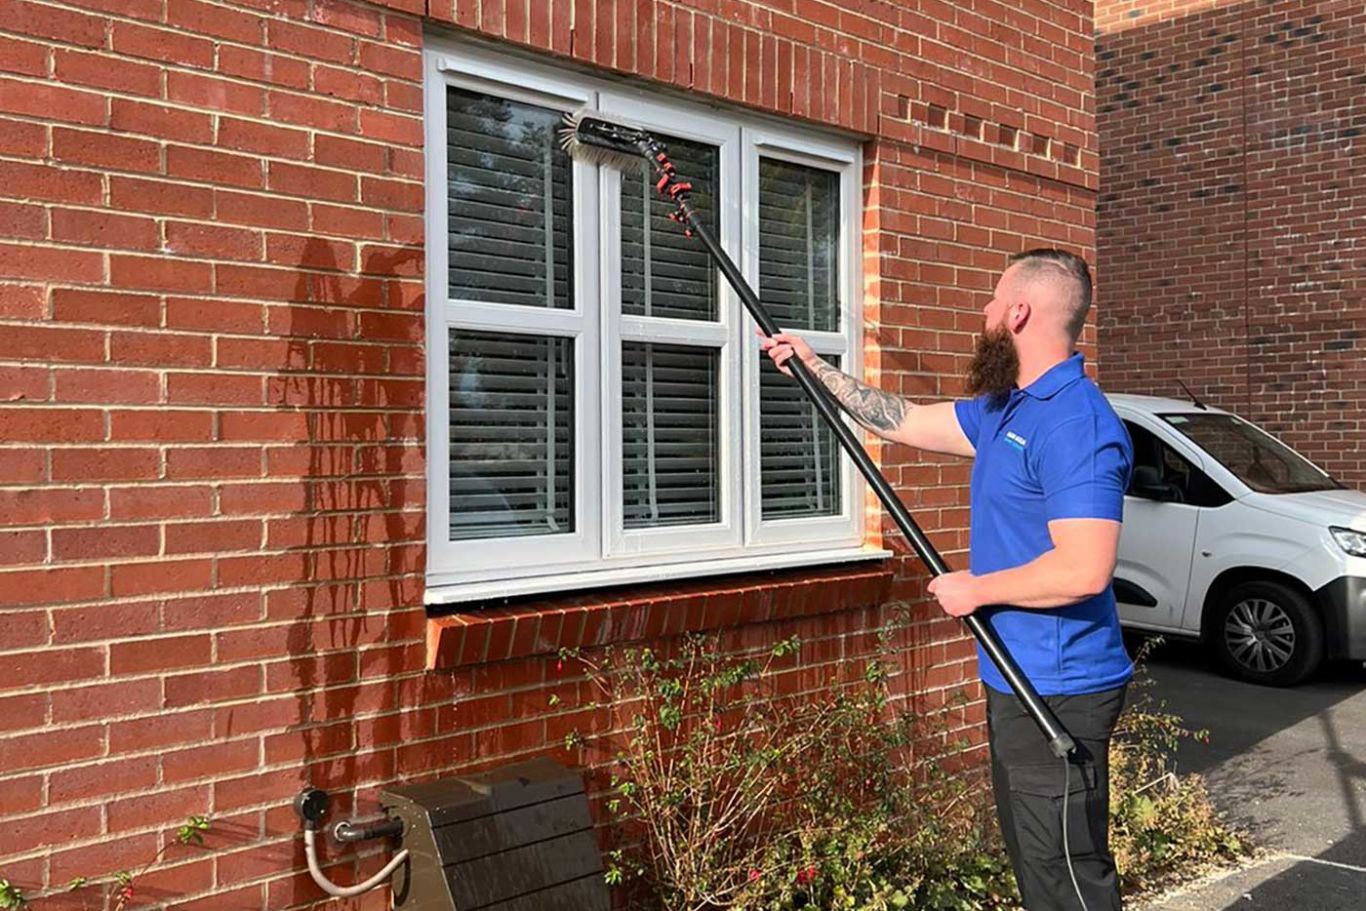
[759,158,839,332]
[760,355,841,519]
[449,329,573,539]
[446,87,573,308]
[621,137,719,321]
[622,343,719,528]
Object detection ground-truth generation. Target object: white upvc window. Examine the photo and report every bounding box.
[423,38,883,604]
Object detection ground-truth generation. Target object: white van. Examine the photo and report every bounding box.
[1107,394,1366,686]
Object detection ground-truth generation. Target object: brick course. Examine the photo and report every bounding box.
[1,0,1096,905]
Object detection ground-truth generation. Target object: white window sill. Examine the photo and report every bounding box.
[423,546,893,607]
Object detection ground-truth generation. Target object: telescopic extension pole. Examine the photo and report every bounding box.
[560,114,1076,758]
[649,145,1076,759]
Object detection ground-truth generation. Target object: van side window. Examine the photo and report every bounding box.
[1123,421,1232,508]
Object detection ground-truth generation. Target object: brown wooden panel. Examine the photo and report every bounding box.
[387,756,584,828]
[433,793,593,863]
[381,758,607,910]
[478,871,610,911]
[447,830,603,909]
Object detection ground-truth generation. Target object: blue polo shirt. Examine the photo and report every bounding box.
[954,353,1134,696]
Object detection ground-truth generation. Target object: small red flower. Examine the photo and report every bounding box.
[795,865,818,885]
[748,868,762,882]
[555,658,564,674]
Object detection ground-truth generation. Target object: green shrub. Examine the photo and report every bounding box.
[1109,639,1248,893]
[555,616,1248,910]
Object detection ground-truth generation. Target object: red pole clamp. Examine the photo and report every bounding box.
[666,209,693,237]
[652,146,692,234]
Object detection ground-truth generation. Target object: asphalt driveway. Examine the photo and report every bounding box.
[1130,637,1366,911]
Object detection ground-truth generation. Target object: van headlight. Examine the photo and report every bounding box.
[1330,527,1366,557]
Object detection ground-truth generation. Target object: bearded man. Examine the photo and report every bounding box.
[760,248,1134,911]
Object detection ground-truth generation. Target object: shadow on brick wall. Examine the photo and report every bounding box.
[259,236,425,899]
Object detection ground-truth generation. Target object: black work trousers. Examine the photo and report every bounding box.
[986,683,1127,911]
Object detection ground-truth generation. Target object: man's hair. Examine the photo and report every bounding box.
[1007,248,1093,341]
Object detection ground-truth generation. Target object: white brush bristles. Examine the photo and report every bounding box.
[557,108,653,172]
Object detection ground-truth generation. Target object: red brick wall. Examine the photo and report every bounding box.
[1097,0,1366,486]
[0,0,1097,906]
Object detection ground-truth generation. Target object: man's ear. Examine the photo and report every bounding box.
[1009,299,1031,333]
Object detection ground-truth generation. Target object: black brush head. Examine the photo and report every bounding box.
[559,109,658,170]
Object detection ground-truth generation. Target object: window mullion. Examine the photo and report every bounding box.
[642,165,653,318]
[574,117,604,566]
[600,160,626,554]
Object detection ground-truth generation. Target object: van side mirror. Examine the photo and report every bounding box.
[1131,465,1177,501]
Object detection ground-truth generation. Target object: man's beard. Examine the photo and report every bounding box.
[964,325,1020,402]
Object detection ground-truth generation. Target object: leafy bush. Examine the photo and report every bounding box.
[1109,639,1248,892]
[554,617,1247,910]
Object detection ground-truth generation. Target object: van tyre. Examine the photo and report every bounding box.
[1211,580,1324,687]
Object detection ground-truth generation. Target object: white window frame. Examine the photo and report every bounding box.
[597,90,744,560]
[423,46,602,586]
[423,37,885,604]
[742,127,864,547]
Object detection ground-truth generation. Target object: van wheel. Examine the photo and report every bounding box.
[1211,580,1323,686]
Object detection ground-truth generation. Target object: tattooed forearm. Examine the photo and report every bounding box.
[812,359,909,433]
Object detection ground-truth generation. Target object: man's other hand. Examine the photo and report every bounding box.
[928,571,982,617]
[757,327,820,377]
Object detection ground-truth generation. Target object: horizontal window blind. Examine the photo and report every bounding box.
[446,86,573,309]
[758,158,839,331]
[760,355,841,519]
[622,343,719,528]
[448,329,574,540]
[621,137,719,321]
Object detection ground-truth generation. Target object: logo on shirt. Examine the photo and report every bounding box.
[1004,431,1028,451]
